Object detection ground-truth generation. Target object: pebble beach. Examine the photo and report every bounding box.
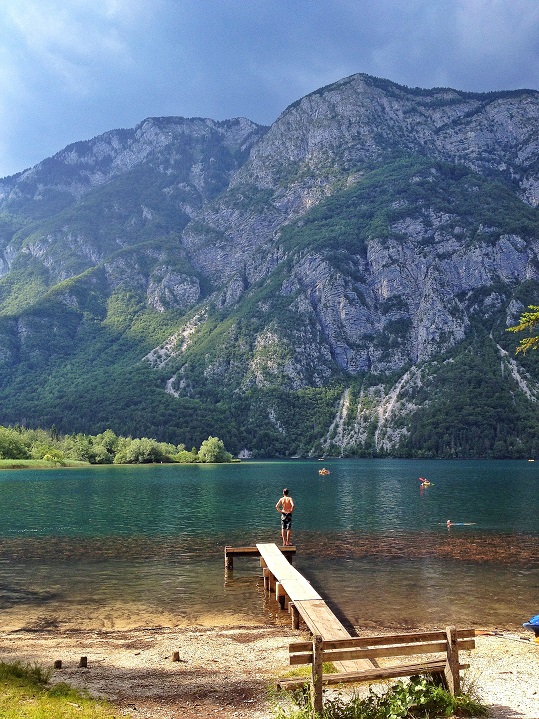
[0,624,538,719]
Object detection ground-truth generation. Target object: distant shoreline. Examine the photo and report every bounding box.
[0,459,90,470]
[0,458,241,470]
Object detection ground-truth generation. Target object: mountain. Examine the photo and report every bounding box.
[1,73,539,458]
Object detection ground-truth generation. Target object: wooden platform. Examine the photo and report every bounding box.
[224,544,295,569]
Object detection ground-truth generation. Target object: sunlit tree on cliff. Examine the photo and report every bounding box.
[507,305,539,353]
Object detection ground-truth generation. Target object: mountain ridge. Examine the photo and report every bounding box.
[1,72,539,458]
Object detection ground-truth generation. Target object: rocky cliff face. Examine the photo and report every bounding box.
[0,73,538,456]
[183,76,539,281]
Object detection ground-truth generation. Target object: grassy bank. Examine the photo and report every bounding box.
[0,661,127,719]
[0,459,90,469]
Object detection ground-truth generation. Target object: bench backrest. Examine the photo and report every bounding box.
[289,628,476,666]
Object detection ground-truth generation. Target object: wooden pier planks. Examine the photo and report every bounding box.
[293,599,372,673]
[255,543,371,673]
[257,543,321,606]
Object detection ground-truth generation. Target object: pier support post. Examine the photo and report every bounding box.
[289,602,300,630]
[311,635,323,717]
[263,567,270,591]
[224,548,233,570]
[276,581,286,609]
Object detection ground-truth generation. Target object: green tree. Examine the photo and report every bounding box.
[507,305,539,353]
[0,427,29,459]
[61,433,95,462]
[197,436,232,463]
[113,437,176,463]
[175,448,198,463]
[43,449,65,465]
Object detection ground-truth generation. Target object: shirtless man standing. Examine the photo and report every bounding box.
[276,488,295,546]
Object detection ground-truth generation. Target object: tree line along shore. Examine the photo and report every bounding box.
[0,425,234,466]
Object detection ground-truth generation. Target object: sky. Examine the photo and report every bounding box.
[1,0,539,178]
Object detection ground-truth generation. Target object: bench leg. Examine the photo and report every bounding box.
[444,625,461,695]
[311,635,323,717]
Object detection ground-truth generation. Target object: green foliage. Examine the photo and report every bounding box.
[507,304,539,353]
[397,328,539,459]
[0,427,29,459]
[279,155,539,260]
[113,436,177,464]
[0,256,50,314]
[0,660,126,719]
[175,448,199,463]
[275,674,488,719]
[198,435,233,463]
[0,425,233,464]
[0,661,51,686]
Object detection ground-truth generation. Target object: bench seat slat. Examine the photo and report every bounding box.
[279,661,471,690]
[279,660,448,690]
[289,638,475,665]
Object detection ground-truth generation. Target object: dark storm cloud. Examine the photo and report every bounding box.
[1,0,538,177]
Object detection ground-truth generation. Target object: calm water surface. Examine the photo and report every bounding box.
[0,459,537,631]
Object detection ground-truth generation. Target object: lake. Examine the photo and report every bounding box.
[0,459,537,631]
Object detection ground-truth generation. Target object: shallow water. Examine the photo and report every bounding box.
[0,460,537,630]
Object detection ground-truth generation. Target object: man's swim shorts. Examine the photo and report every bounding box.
[281,512,292,529]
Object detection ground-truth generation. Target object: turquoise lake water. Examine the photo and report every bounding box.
[0,459,537,631]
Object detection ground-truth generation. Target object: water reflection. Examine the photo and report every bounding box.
[0,460,538,630]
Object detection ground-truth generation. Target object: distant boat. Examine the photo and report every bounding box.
[528,459,535,462]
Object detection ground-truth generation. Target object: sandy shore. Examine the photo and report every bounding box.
[0,624,538,719]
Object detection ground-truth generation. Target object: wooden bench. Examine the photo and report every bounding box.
[278,626,475,715]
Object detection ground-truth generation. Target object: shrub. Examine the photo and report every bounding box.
[274,674,488,719]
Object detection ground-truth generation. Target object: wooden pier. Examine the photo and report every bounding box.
[224,543,371,674]
[225,543,475,717]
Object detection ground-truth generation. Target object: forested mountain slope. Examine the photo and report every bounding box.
[1,73,539,457]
